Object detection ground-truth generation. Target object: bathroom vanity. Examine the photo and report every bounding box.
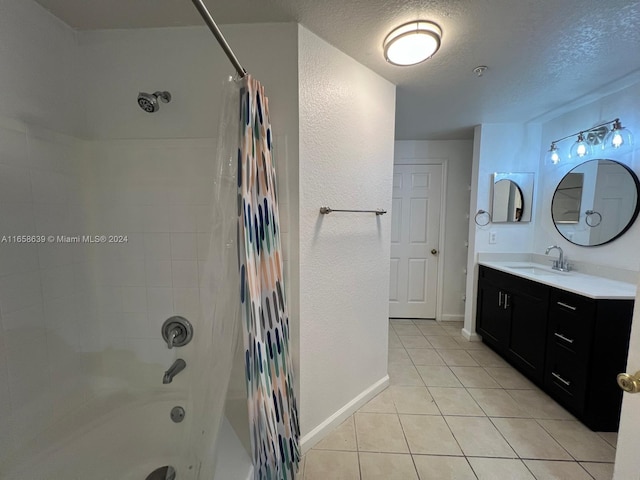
[476,262,635,431]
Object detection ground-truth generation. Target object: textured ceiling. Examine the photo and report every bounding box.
[34,0,640,139]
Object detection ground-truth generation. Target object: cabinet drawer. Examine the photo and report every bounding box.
[547,289,595,358]
[545,345,588,415]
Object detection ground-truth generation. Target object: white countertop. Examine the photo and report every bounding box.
[479,260,637,300]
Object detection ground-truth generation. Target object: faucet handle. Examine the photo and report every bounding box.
[161,316,194,350]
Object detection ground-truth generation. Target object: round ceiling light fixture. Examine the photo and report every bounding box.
[383,20,442,66]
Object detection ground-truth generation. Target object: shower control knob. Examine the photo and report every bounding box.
[617,371,640,394]
[162,316,194,349]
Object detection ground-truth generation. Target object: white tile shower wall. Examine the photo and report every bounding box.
[77,25,299,476]
[82,139,217,382]
[1,5,300,472]
[0,120,93,461]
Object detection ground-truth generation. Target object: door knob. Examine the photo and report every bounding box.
[431,249,438,255]
[617,371,640,393]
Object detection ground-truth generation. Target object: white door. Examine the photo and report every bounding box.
[589,163,637,245]
[613,272,640,480]
[389,164,442,318]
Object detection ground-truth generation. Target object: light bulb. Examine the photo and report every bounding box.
[604,119,633,150]
[545,143,561,165]
[569,133,591,159]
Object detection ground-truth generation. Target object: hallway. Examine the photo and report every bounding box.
[299,319,616,479]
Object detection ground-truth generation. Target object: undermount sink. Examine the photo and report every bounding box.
[506,265,561,276]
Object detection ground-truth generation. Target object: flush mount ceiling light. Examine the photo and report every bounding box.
[384,20,442,66]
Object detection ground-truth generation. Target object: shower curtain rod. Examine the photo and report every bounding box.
[191,0,247,78]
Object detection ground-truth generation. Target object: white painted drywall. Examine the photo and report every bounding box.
[297,25,396,438]
[535,81,640,271]
[463,123,542,334]
[394,140,473,322]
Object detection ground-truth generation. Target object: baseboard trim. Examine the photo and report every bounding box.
[461,328,482,341]
[299,375,390,453]
[440,314,464,322]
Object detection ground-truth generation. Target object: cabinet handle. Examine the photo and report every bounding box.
[498,291,503,307]
[504,294,510,309]
[552,372,571,387]
[557,301,577,311]
[554,332,575,344]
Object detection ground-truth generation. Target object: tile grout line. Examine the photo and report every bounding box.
[387,319,615,478]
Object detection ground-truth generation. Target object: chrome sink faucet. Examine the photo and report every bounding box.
[545,245,571,272]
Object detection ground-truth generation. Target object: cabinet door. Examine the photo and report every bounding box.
[477,281,509,352]
[507,282,549,384]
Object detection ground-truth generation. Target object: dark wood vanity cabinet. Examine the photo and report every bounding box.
[477,265,633,431]
[545,289,633,431]
[476,266,549,383]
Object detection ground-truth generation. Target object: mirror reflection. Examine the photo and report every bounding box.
[491,173,534,223]
[492,179,524,222]
[551,159,640,246]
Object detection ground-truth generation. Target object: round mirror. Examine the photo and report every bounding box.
[551,159,640,246]
[492,179,524,222]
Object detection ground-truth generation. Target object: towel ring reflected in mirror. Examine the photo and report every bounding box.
[585,210,602,228]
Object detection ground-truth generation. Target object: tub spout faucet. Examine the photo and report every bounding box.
[545,245,570,272]
[163,358,186,384]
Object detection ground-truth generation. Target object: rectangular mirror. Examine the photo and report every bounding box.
[491,172,534,223]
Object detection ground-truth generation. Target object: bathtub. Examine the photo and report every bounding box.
[0,389,197,480]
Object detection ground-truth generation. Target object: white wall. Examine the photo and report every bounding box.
[463,123,542,335]
[0,0,80,134]
[0,0,90,460]
[297,25,396,440]
[464,82,640,336]
[535,82,640,271]
[394,140,473,322]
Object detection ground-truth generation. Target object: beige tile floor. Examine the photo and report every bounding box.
[298,319,617,480]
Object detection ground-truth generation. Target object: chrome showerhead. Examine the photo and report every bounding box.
[137,91,172,113]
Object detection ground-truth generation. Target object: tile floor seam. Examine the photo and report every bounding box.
[532,417,581,463]
[393,410,421,478]
[487,415,574,463]
[381,320,616,479]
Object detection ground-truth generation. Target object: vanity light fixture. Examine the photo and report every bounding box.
[544,118,634,164]
[605,118,634,149]
[383,21,442,66]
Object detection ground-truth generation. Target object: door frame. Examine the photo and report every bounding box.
[393,158,448,321]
